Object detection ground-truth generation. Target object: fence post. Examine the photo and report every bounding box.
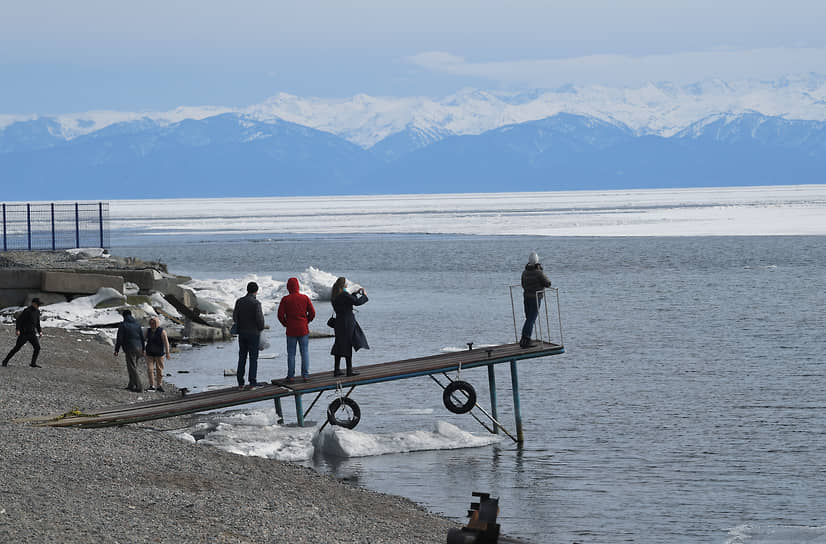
[75,203,80,248]
[99,202,104,248]
[26,203,32,251]
[2,203,6,251]
[51,203,56,251]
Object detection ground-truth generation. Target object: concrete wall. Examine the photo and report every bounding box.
[0,269,43,289]
[0,289,31,308]
[72,269,157,292]
[42,271,124,295]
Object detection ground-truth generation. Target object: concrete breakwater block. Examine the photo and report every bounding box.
[0,269,43,289]
[185,322,229,343]
[42,271,124,295]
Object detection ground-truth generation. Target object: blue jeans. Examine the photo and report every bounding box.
[521,295,543,339]
[237,331,260,386]
[286,334,310,379]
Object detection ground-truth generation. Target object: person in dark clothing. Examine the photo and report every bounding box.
[520,251,552,348]
[277,277,316,382]
[114,309,145,392]
[2,298,43,368]
[233,281,266,388]
[330,277,369,377]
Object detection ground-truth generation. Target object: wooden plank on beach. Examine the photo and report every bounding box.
[29,341,563,428]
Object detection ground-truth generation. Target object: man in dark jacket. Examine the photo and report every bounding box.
[277,277,316,382]
[114,309,145,392]
[2,298,43,367]
[520,252,552,348]
[233,281,266,388]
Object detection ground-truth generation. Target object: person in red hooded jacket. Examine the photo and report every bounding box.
[277,277,316,382]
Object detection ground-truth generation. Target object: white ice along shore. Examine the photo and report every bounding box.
[172,411,501,463]
[0,266,361,337]
[109,185,826,238]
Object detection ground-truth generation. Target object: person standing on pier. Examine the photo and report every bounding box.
[330,277,369,377]
[2,298,43,368]
[114,309,145,392]
[520,251,551,348]
[233,281,266,389]
[277,277,316,383]
[144,317,171,392]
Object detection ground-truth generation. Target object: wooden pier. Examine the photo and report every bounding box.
[28,340,564,442]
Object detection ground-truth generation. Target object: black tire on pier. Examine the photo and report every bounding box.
[443,381,476,414]
[327,397,361,429]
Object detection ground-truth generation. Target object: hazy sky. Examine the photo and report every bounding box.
[2,0,825,114]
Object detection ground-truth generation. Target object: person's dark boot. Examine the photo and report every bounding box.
[519,336,536,348]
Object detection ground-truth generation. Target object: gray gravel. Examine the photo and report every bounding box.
[0,326,456,543]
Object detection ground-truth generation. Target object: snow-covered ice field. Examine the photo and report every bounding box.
[110,184,826,238]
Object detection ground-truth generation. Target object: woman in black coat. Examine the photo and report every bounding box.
[330,276,369,376]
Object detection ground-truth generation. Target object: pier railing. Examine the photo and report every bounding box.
[1,202,110,251]
[508,286,564,347]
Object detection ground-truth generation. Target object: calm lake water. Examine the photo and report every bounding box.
[119,234,826,543]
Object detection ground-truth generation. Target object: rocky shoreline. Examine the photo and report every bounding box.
[0,250,455,543]
[0,325,456,543]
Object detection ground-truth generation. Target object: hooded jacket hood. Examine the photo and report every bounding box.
[278,277,315,337]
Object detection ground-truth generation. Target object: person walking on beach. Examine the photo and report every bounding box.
[520,251,552,348]
[233,281,266,389]
[330,277,369,377]
[144,317,171,392]
[114,309,145,392]
[277,277,316,383]
[2,298,43,368]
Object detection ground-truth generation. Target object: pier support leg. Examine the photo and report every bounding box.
[509,360,524,444]
[274,397,284,424]
[294,394,304,427]
[487,365,499,434]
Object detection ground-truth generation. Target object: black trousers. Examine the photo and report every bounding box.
[3,333,40,366]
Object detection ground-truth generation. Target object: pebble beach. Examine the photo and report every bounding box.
[0,325,457,543]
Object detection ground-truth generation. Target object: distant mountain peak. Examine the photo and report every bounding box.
[3,73,826,153]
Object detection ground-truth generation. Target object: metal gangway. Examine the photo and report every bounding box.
[25,289,564,444]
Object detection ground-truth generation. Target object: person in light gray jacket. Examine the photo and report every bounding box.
[520,252,551,348]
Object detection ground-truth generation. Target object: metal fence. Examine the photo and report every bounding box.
[1,202,110,251]
[509,286,564,347]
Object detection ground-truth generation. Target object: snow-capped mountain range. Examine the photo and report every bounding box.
[3,73,826,148]
[2,74,825,200]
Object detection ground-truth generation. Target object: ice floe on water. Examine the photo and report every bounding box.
[172,409,500,462]
[299,266,362,301]
[109,185,826,237]
[313,421,501,458]
[725,523,826,544]
[173,410,316,462]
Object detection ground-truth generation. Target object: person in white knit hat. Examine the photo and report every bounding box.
[519,251,551,348]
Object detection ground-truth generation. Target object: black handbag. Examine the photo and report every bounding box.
[326,314,336,328]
